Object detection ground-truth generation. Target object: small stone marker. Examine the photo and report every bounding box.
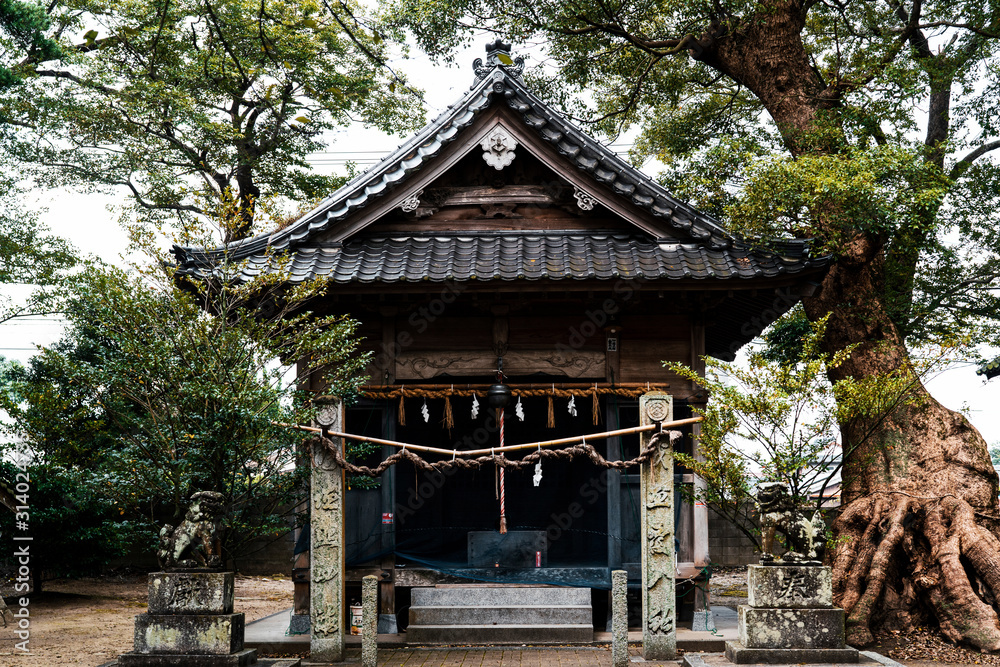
[362,575,378,667]
[724,564,859,664]
[612,569,628,667]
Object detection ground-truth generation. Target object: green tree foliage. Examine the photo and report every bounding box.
[0,462,144,584]
[0,4,75,323]
[7,0,423,242]
[2,246,371,563]
[0,179,76,324]
[0,0,61,90]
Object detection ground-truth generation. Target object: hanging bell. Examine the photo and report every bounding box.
[487,382,512,410]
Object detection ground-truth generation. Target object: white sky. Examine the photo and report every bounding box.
[1,41,998,447]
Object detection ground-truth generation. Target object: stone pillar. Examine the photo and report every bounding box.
[611,569,628,667]
[639,392,675,660]
[362,575,378,667]
[312,399,345,662]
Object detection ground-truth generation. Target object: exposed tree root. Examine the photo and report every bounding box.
[833,492,1000,651]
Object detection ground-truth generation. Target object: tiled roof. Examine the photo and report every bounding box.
[182,233,823,285]
[170,41,830,359]
[172,49,783,272]
[979,357,1000,380]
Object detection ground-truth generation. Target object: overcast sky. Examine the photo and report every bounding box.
[2,41,998,447]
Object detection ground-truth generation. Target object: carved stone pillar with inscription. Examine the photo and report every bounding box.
[639,392,676,660]
[311,400,346,662]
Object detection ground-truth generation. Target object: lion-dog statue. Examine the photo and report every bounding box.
[758,481,826,564]
[157,491,225,569]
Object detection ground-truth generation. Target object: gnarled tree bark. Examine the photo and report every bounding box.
[803,230,1000,649]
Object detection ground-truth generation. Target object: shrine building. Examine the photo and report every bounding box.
[173,40,829,659]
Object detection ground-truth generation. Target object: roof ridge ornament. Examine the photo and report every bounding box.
[473,39,525,88]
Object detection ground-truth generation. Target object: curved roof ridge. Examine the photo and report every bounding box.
[498,76,735,247]
[175,73,498,264]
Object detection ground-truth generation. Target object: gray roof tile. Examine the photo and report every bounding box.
[176,233,821,285]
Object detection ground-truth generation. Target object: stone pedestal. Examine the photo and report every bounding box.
[117,572,258,667]
[725,565,859,664]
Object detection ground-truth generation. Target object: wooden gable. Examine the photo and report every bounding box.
[315,104,681,244]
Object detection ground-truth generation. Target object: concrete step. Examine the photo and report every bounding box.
[411,586,590,607]
[405,623,595,644]
[410,604,592,625]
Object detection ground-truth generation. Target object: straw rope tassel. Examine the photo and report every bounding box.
[592,388,599,426]
[442,395,454,431]
[398,395,406,426]
[499,407,507,535]
[547,396,555,428]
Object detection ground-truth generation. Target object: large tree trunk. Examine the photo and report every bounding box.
[692,0,1000,650]
[803,231,1000,650]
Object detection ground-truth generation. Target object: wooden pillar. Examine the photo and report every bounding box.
[640,392,676,659]
[606,400,622,632]
[606,399,622,569]
[690,323,709,572]
[689,322,713,629]
[311,399,346,661]
[379,408,397,633]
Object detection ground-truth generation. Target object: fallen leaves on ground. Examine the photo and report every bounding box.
[874,627,1000,664]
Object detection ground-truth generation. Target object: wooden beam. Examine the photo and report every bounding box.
[359,381,669,392]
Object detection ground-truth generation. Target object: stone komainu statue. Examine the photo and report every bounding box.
[157,491,225,569]
[758,481,827,564]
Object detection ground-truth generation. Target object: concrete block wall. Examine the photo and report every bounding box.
[237,530,297,575]
[708,510,759,567]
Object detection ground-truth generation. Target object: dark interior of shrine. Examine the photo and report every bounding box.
[343,390,696,589]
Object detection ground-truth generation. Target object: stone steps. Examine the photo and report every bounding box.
[406,624,595,644]
[406,585,594,645]
[411,585,590,606]
[410,604,592,625]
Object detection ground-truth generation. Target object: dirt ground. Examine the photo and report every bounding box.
[0,574,293,667]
